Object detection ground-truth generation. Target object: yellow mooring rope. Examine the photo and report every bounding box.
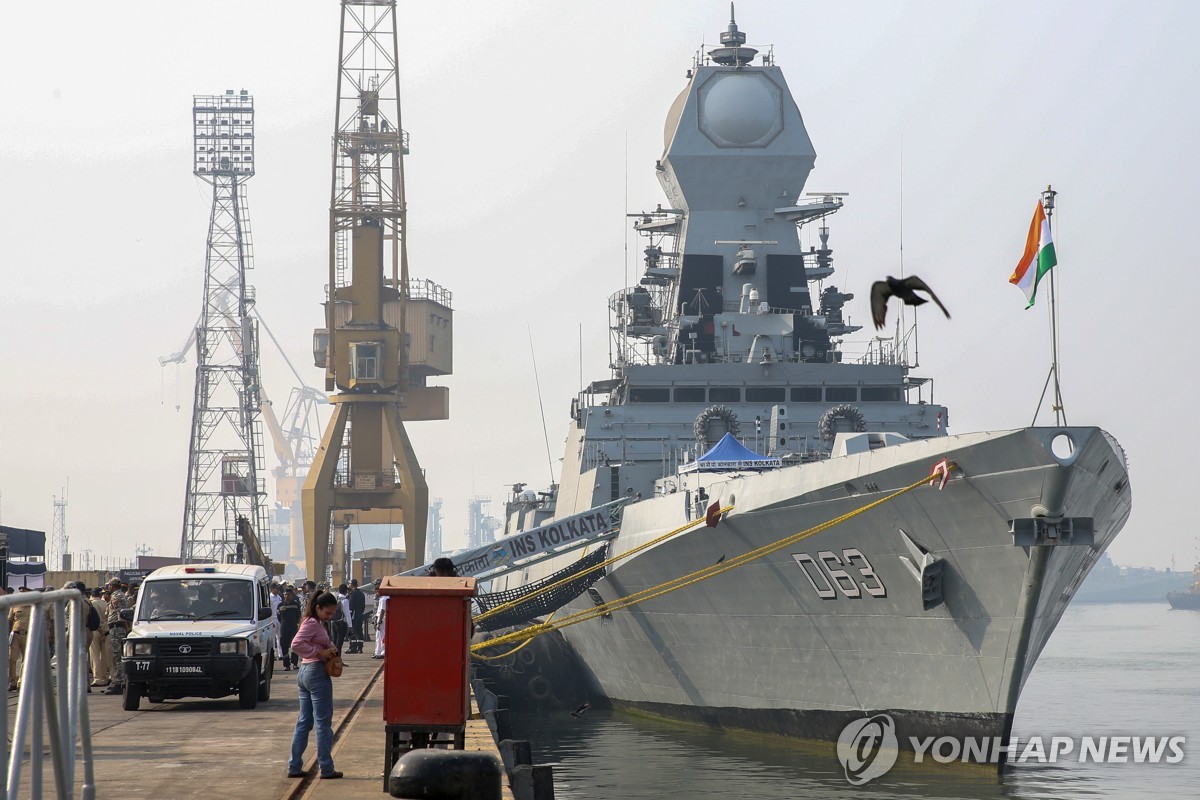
[473,505,735,626]
[470,469,944,657]
[472,612,556,661]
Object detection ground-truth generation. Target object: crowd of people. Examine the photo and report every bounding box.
[4,578,137,696]
[273,578,376,668]
[7,556,462,781]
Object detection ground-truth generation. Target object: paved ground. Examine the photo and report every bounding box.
[7,651,513,799]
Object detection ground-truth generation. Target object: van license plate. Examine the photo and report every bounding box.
[165,665,204,675]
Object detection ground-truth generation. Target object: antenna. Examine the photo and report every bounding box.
[528,326,557,487]
[900,135,919,367]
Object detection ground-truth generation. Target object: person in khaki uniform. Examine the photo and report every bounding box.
[7,586,33,691]
[89,589,111,686]
[103,580,130,695]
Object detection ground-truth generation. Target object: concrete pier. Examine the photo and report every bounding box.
[5,650,513,799]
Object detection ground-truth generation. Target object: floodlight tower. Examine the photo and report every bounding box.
[180,89,270,564]
[304,0,453,583]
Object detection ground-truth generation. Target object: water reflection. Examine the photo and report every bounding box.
[506,604,1197,799]
[510,705,1098,800]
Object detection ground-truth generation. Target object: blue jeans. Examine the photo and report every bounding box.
[289,663,335,775]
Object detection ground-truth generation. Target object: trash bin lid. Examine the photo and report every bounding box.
[379,576,477,597]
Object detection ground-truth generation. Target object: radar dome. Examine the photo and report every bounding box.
[697,72,783,148]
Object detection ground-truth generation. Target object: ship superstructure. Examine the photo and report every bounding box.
[528,13,945,523]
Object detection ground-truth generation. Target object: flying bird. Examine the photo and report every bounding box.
[570,703,591,718]
[869,276,951,330]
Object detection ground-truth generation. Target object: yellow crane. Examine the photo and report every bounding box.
[303,0,452,585]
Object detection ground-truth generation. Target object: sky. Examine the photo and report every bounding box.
[0,1,1196,570]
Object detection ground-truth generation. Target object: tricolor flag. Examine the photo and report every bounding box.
[1009,201,1057,308]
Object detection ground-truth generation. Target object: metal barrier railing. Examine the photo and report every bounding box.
[0,589,95,800]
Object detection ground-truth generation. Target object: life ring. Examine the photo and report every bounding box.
[818,404,867,446]
[694,405,740,447]
[526,675,553,702]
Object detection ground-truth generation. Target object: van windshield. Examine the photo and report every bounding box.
[137,579,254,622]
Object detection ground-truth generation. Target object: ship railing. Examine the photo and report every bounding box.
[846,325,920,366]
[720,301,804,315]
[0,589,95,799]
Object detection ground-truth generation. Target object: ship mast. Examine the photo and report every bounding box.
[1032,184,1067,426]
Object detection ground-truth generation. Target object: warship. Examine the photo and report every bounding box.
[1074,553,1188,603]
[1166,564,1200,610]
[492,12,1133,747]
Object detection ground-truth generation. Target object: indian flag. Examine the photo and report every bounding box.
[1009,201,1057,308]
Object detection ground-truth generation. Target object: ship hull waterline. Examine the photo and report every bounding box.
[514,427,1130,751]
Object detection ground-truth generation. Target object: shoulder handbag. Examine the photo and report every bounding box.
[325,653,344,678]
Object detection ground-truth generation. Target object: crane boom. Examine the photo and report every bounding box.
[158,314,201,365]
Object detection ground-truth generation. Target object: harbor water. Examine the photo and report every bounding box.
[510,602,1199,799]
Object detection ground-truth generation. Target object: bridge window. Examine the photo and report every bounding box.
[629,387,671,403]
[861,387,902,402]
[790,387,822,403]
[674,387,706,402]
[825,387,858,402]
[708,387,741,403]
[746,387,786,402]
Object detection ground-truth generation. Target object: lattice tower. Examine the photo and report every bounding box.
[180,89,270,565]
[50,483,68,571]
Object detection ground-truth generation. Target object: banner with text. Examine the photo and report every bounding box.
[404,500,625,579]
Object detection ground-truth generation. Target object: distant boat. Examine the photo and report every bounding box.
[1166,563,1200,610]
[1073,553,1189,603]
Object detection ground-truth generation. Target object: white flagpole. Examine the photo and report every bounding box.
[1031,185,1067,426]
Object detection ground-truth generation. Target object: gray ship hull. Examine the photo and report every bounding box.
[522,426,1130,744]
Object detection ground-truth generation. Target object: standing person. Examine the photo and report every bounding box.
[269,584,284,661]
[332,585,351,653]
[299,581,316,609]
[277,587,302,670]
[7,586,33,692]
[68,583,99,692]
[286,592,343,780]
[347,579,365,654]
[372,579,388,660]
[89,588,112,687]
[103,579,130,696]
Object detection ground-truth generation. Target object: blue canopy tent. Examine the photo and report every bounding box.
[679,433,782,473]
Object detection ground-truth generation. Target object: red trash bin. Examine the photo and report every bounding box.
[379,576,476,780]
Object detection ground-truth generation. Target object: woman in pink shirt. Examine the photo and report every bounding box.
[287,592,342,779]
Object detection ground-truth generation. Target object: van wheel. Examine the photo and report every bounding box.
[123,682,142,712]
[238,664,259,709]
[257,654,273,702]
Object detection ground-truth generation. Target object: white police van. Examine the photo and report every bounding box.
[121,564,276,711]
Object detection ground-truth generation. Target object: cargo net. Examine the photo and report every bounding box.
[473,544,610,632]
